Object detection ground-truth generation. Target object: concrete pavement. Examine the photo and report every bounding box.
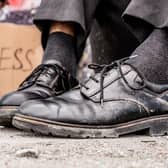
[0,126,168,168]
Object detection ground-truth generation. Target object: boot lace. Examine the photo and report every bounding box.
[18,64,70,94]
[81,55,146,106]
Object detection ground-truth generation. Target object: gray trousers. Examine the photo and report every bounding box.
[34,0,168,64]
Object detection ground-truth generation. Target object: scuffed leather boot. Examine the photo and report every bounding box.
[13,57,168,138]
[0,64,78,126]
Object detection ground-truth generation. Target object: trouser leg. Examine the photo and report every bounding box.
[91,0,153,64]
[34,0,155,65]
[124,0,168,29]
[34,0,100,62]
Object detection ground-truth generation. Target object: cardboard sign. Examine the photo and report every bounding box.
[0,23,43,96]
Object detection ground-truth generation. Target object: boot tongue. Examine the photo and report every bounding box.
[36,66,59,89]
[36,64,78,93]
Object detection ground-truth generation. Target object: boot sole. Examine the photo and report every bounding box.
[0,106,18,126]
[12,114,168,138]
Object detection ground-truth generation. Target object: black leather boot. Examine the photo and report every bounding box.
[12,57,168,138]
[0,64,78,126]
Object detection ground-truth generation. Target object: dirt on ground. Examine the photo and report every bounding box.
[1,126,168,168]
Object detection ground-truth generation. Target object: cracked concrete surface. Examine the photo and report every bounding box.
[1,126,168,168]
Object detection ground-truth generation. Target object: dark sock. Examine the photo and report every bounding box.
[42,32,77,77]
[128,29,168,84]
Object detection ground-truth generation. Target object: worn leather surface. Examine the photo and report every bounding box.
[0,64,78,106]
[19,64,168,125]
